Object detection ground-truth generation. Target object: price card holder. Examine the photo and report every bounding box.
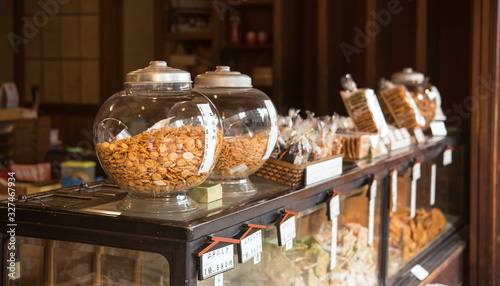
[305,156,343,185]
[326,190,341,270]
[368,176,378,246]
[391,169,398,212]
[237,224,266,264]
[443,146,453,166]
[197,240,236,280]
[276,210,298,248]
[430,164,436,206]
[411,264,429,281]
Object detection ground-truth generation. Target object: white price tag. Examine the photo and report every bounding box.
[200,245,234,280]
[197,104,218,174]
[414,127,426,144]
[413,162,421,180]
[368,179,377,246]
[401,128,411,139]
[278,216,296,247]
[388,131,397,143]
[443,149,453,166]
[410,179,417,218]
[393,129,404,141]
[253,253,261,265]
[263,100,278,160]
[238,230,263,263]
[391,169,398,212]
[214,273,223,286]
[330,216,338,270]
[411,264,429,281]
[305,156,343,185]
[430,164,436,206]
[430,121,447,136]
[329,195,340,220]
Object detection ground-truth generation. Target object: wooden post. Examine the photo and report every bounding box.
[470,0,500,284]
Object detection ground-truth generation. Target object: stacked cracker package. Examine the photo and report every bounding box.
[340,74,390,138]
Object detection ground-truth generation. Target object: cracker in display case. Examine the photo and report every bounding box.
[340,74,389,138]
[378,79,426,133]
[335,132,371,160]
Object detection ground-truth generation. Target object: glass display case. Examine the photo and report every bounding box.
[0,133,468,286]
[14,237,170,285]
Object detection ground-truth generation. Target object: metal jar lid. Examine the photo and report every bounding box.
[194,66,252,88]
[391,67,425,84]
[125,61,192,84]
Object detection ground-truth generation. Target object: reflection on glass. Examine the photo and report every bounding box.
[9,237,170,285]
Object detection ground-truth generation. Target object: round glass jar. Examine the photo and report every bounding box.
[391,68,438,128]
[194,66,278,195]
[94,61,222,213]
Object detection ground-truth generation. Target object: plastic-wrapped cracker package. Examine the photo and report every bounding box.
[340,74,389,138]
[377,79,426,132]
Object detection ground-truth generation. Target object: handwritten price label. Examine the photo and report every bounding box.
[278,216,296,247]
[238,230,263,263]
[199,244,234,280]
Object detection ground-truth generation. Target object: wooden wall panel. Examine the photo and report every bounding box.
[470,0,500,284]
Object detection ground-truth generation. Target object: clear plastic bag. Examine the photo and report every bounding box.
[340,74,389,138]
[377,79,426,132]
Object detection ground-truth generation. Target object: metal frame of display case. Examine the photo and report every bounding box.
[0,133,468,286]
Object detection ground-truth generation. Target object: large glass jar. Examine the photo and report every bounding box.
[391,68,440,128]
[193,66,278,195]
[94,61,222,213]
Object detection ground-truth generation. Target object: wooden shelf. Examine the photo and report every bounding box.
[165,32,212,41]
[239,0,274,6]
[223,44,273,50]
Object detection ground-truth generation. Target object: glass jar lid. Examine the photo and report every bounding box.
[391,67,425,84]
[194,66,252,88]
[125,61,192,84]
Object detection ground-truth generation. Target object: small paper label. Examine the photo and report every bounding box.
[253,253,261,264]
[430,164,436,206]
[200,244,234,280]
[214,273,223,286]
[330,216,338,270]
[393,129,404,141]
[391,169,398,212]
[293,155,305,165]
[388,131,397,143]
[443,149,453,166]
[230,163,248,175]
[430,121,447,136]
[411,179,417,218]
[368,179,377,246]
[238,230,263,263]
[305,156,342,185]
[278,216,296,247]
[411,264,430,281]
[388,138,411,151]
[263,100,278,160]
[329,195,340,220]
[197,104,218,174]
[414,127,426,144]
[401,128,411,139]
[413,162,421,180]
[1,82,19,109]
